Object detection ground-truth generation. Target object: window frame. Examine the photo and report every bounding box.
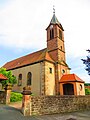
[27,72,32,86]
[49,68,52,74]
[59,29,62,40]
[50,28,54,39]
[18,74,22,86]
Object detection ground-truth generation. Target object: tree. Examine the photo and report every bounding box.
[0,67,17,87]
[81,49,90,75]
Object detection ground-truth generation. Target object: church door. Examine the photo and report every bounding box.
[63,83,74,95]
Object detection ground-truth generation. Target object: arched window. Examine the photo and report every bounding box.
[50,30,52,39]
[52,29,54,38]
[27,72,32,86]
[59,30,62,40]
[18,74,22,86]
[50,29,54,39]
[80,84,83,90]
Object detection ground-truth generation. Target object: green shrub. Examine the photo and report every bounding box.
[85,88,90,95]
[10,92,23,102]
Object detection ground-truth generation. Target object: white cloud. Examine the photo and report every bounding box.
[0,0,90,56]
[0,0,49,50]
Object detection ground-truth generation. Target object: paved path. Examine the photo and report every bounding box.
[0,103,90,120]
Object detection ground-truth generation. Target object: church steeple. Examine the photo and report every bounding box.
[50,13,64,31]
[50,13,60,25]
[46,9,70,95]
[46,9,65,62]
[47,6,64,31]
[50,6,60,25]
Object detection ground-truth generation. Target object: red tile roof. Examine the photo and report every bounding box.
[60,74,84,83]
[0,73,7,80]
[3,48,55,70]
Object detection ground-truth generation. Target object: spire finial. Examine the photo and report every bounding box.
[53,5,55,14]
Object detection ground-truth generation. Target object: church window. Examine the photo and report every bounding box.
[50,29,54,39]
[62,69,65,74]
[18,74,22,86]
[50,30,52,39]
[59,30,62,40]
[49,68,52,73]
[80,84,82,90]
[27,72,32,86]
[61,46,62,50]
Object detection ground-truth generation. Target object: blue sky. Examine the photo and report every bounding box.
[0,0,90,82]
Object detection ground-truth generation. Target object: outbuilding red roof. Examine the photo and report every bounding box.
[3,48,55,70]
[0,73,7,80]
[60,74,84,83]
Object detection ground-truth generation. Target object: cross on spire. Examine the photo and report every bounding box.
[53,5,55,14]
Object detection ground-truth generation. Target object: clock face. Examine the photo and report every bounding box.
[50,25,53,29]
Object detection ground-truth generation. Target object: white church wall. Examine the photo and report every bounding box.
[44,61,55,95]
[11,63,41,95]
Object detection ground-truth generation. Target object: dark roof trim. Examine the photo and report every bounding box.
[59,80,85,83]
[46,23,64,31]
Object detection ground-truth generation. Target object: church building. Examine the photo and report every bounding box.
[3,11,85,96]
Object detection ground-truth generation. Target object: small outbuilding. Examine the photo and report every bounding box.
[0,73,7,81]
[60,74,85,95]
[0,73,8,90]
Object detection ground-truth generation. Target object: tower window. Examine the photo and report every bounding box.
[27,72,32,86]
[50,29,54,39]
[59,30,62,40]
[18,74,22,86]
[49,68,52,73]
[61,46,62,50]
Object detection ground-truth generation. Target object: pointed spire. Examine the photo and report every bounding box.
[46,6,64,31]
[50,6,60,25]
[49,6,64,31]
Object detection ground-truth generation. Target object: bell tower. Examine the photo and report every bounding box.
[46,9,65,62]
[46,9,70,94]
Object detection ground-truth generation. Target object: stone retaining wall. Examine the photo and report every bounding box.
[0,91,6,104]
[22,95,90,116]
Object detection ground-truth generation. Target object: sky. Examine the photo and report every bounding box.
[0,0,90,82]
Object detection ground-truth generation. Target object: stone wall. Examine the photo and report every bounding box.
[0,91,6,104]
[22,95,90,116]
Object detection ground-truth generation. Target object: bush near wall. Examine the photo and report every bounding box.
[85,88,90,95]
[10,92,23,102]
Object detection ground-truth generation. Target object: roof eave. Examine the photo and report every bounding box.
[59,80,85,83]
[46,23,64,31]
[6,59,55,71]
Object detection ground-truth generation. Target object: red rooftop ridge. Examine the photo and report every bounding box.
[3,48,55,70]
[60,74,84,83]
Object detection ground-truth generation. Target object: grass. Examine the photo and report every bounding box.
[10,92,23,102]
